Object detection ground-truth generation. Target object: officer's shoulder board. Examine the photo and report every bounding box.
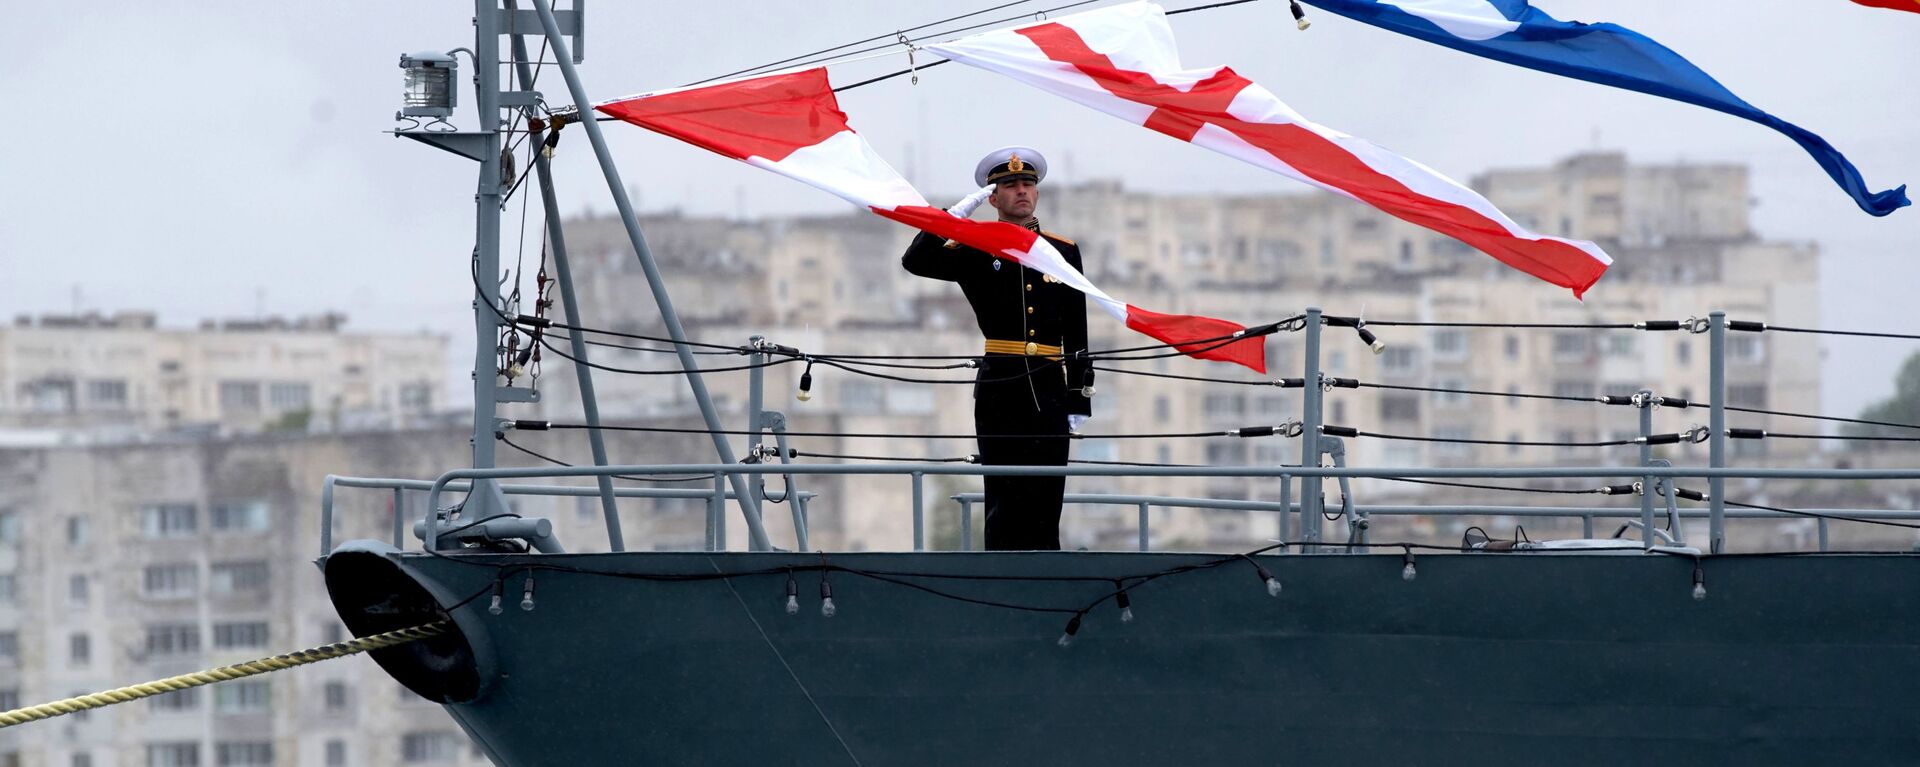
[1041,231,1075,245]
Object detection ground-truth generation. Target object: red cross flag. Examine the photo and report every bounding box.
[928,2,1614,298]
[599,69,1267,371]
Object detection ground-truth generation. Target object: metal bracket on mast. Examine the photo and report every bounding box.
[395,131,490,162]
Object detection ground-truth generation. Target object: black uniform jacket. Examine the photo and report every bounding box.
[901,229,1094,417]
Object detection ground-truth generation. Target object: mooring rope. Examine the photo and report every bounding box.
[0,621,450,729]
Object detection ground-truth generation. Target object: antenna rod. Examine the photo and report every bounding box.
[527,0,773,550]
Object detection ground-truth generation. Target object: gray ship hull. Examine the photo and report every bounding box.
[324,547,1920,766]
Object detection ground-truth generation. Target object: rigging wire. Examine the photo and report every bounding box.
[497,433,717,482]
[686,0,1047,86]
[537,420,1277,442]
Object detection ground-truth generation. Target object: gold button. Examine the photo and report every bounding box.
[1028,329,1036,337]
[1027,306,1035,315]
[1026,284,1033,292]
[1025,342,1038,355]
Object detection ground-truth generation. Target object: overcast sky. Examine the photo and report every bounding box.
[1,1,1915,419]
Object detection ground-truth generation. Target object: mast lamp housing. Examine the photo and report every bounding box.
[399,51,458,117]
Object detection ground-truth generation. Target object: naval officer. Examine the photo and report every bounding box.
[901,146,1093,551]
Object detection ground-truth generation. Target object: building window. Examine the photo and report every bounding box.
[214,742,272,766]
[68,574,88,606]
[218,381,261,412]
[1202,393,1244,418]
[210,562,270,595]
[215,680,270,713]
[1430,378,1468,407]
[1728,384,1768,408]
[0,574,13,604]
[1077,439,1118,464]
[325,741,347,767]
[839,380,882,412]
[144,564,198,598]
[1431,330,1466,359]
[1551,333,1590,360]
[145,624,201,656]
[1380,347,1417,376]
[0,510,17,543]
[210,501,270,533]
[1153,395,1170,422]
[71,753,93,767]
[148,688,201,712]
[267,382,311,410]
[1503,335,1520,360]
[85,379,129,409]
[0,632,17,664]
[140,504,198,538]
[214,622,269,650]
[0,689,16,710]
[1606,334,1637,357]
[402,732,461,763]
[1379,394,1421,422]
[1431,426,1474,458]
[67,516,87,546]
[884,386,935,415]
[1727,335,1765,362]
[1552,381,1596,400]
[146,742,200,767]
[324,681,350,711]
[70,633,90,666]
[1676,340,1691,365]
[399,382,434,413]
[1330,400,1347,424]
[1205,442,1247,465]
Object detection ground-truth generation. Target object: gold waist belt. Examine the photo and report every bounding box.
[984,339,1063,358]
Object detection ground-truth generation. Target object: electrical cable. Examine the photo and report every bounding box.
[498,433,717,482]
[541,421,1270,441]
[1764,325,1920,341]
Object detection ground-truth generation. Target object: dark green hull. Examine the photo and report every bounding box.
[324,545,1920,766]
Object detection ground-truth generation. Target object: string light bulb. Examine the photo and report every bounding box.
[520,572,536,612]
[1289,0,1311,30]
[1115,589,1134,624]
[796,359,815,402]
[1244,558,1283,597]
[487,581,504,615]
[1356,325,1386,354]
[1402,551,1418,581]
[1057,614,1083,648]
[1692,563,1707,601]
[819,578,837,618]
[784,572,800,616]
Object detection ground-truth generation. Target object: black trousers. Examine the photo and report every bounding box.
[974,357,1071,551]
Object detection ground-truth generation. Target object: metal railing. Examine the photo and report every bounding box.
[319,474,813,558]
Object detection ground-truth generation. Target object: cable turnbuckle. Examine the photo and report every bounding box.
[1681,316,1711,334]
[1683,424,1711,444]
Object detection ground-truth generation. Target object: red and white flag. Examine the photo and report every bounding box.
[927,2,1613,298]
[599,68,1267,371]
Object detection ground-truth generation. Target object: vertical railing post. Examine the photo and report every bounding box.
[911,472,926,551]
[1817,518,1829,552]
[320,477,337,558]
[1299,307,1325,553]
[1137,502,1151,552]
[707,474,726,551]
[1638,388,1656,550]
[745,337,770,544]
[958,498,974,552]
[1708,311,1728,554]
[1581,514,1594,539]
[392,487,408,550]
[1277,473,1292,551]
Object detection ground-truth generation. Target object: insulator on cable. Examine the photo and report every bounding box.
[1401,551,1417,581]
[1289,0,1311,30]
[796,361,815,402]
[487,581,504,615]
[520,572,536,612]
[1691,564,1707,601]
[784,573,800,616]
[1115,589,1134,624]
[1057,614,1083,648]
[819,579,836,618]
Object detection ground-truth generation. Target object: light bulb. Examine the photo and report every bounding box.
[1265,576,1284,597]
[520,575,535,612]
[820,597,837,618]
[796,365,814,401]
[1120,607,1135,624]
[785,595,800,615]
[1692,583,1707,601]
[1057,614,1082,648]
[487,594,503,615]
[1402,562,1417,581]
[1290,0,1311,30]
[1116,590,1134,623]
